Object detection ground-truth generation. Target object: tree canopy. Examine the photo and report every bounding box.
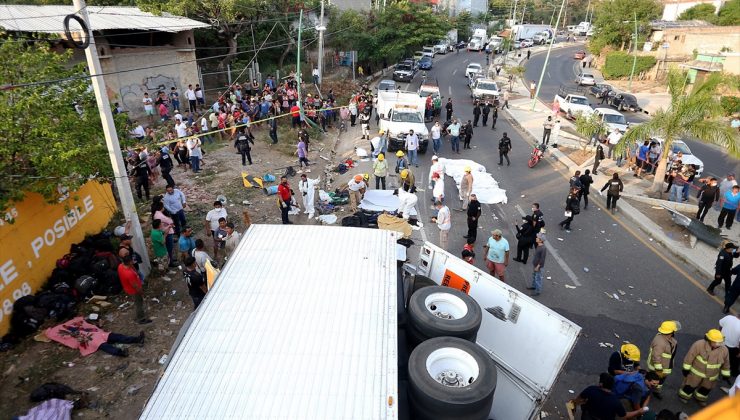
[677,3,717,21]
[590,0,662,52]
[0,41,116,209]
[678,0,740,25]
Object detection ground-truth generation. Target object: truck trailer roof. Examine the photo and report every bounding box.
[141,225,399,419]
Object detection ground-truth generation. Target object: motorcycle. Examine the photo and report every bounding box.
[528,143,547,168]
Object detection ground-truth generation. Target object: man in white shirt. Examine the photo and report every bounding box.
[432,200,451,250]
[447,119,461,153]
[347,174,367,213]
[405,130,420,168]
[142,92,154,123]
[719,314,740,377]
[428,155,445,189]
[185,84,197,113]
[175,118,188,138]
[130,123,146,140]
[395,188,418,220]
[607,129,622,159]
[187,137,202,172]
[199,114,212,143]
[431,121,442,154]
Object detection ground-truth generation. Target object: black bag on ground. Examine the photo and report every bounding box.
[30,382,80,402]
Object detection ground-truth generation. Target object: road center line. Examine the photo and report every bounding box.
[514,204,582,287]
[452,68,457,76]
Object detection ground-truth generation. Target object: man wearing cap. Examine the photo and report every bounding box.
[648,321,679,398]
[679,329,731,405]
[431,200,451,250]
[609,344,641,376]
[707,242,740,295]
[400,169,416,193]
[348,174,367,213]
[484,229,510,282]
[460,167,474,211]
[429,155,444,190]
[372,153,388,190]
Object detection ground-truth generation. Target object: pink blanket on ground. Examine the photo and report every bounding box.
[45,317,110,356]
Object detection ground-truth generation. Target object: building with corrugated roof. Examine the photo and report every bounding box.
[0,5,210,118]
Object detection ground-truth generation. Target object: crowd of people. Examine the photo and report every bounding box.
[569,317,740,419]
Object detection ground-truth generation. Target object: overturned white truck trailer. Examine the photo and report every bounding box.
[140,225,580,419]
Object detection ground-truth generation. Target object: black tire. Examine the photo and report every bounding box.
[408,286,482,344]
[408,337,497,420]
[63,14,90,49]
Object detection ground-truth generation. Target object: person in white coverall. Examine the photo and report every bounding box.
[395,188,418,220]
[298,174,319,218]
[428,155,445,189]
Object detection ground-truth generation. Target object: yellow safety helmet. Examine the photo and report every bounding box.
[400,169,409,179]
[379,129,385,135]
[658,321,680,334]
[363,173,370,182]
[354,174,363,183]
[464,166,472,173]
[706,329,724,343]
[377,153,385,161]
[620,343,641,362]
[396,150,405,157]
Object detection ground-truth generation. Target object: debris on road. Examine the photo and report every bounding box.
[565,284,577,289]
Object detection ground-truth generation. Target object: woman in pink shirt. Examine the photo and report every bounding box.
[153,201,176,266]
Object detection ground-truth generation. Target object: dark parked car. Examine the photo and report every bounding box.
[418,56,433,70]
[608,93,641,112]
[589,83,613,98]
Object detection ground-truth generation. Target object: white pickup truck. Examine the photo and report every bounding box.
[378,90,430,153]
[140,225,581,420]
[554,86,592,119]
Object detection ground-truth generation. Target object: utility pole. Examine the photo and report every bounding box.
[531,0,567,110]
[71,0,150,275]
[317,0,325,86]
[628,11,638,92]
[508,0,519,59]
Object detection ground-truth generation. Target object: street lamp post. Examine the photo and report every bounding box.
[531,0,567,110]
[628,11,638,92]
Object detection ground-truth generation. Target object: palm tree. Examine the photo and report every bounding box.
[616,69,740,193]
[574,112,605,150]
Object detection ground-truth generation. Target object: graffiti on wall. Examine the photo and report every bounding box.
[119,74,178,115]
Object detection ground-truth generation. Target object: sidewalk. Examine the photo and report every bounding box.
[501,71,739,281]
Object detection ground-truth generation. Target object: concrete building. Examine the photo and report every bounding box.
[661,0,725,21]
[440,0,488,16]
[329,0,373,11]
[0,5,209,118]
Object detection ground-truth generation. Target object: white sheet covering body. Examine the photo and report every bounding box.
[439,158,508,204]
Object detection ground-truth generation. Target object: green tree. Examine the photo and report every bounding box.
[455,11,474,41]
[616,70,740,193]
[373,3,452,62]
[717,0,740,25]
[677,3,717,22]
[591,0,661,52]
[138,0,314,68]
[574,112,606,149]
[0,41,114,209]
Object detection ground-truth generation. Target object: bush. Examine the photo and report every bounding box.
[720,96,740,116]
[602,52,657,79]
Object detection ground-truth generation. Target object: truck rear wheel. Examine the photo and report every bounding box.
[408,337,496,420]
[408,286,482,344]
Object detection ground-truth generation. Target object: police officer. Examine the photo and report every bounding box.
[129,154,151,202]
[707,242,740,295]
[490,105,498,130]
[498,132,511,166]
[472,101,481,127]
[481,101,491,126]
[234,128,255,165]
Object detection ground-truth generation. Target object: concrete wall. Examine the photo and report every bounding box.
[93,30,200,120]
[653,26,740,57]
[661,0,724,20]
[329,0,372,11]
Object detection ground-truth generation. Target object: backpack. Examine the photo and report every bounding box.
[613,372,647,400]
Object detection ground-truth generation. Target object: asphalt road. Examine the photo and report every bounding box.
[397,50,734,416]
[524,44,740,179]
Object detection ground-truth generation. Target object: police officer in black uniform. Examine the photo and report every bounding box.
[498,132,512,166]
[481,101,491,126]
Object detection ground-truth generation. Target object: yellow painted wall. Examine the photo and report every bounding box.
[0,182,117,335]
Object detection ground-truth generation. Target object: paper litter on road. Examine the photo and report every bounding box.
[613,293,619,300]
[564,284,577,289]
[618,290,626,296]
[557,238,564,241]
[439,158,508,204]
[583,267,589,272]
[628,285,634,289]
[569,390,575,394]
[614,333,620,339]
[547,276,552,280]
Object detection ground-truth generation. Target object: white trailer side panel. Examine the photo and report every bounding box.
[141,225,399,419]
[415,243,581,420]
